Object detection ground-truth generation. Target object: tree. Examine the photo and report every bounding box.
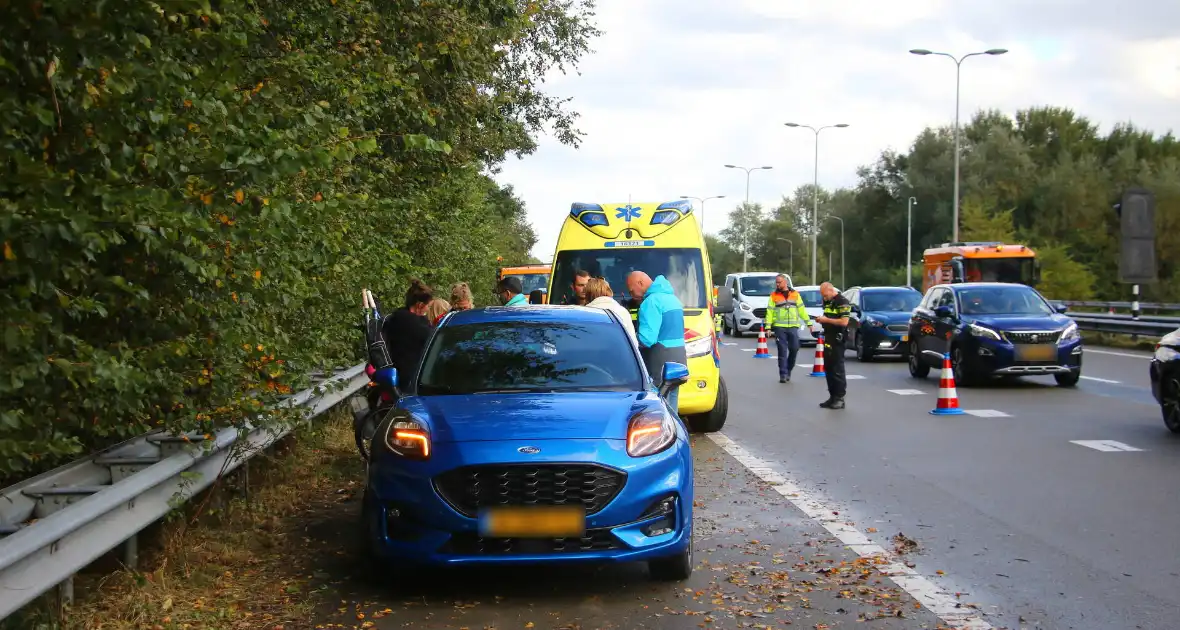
[718,202,766,271]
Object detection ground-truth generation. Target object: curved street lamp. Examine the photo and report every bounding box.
[679,195,726,234]
[783,123,849,284]
[724,164,773,272]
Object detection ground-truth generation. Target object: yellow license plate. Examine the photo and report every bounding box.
[478,505,586,538]
[901,334,908,342]
[1015,344,1057,361]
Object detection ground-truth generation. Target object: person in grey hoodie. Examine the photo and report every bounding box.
[625,271,688,414]
[583,277,638,348]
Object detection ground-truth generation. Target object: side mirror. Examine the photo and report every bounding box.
[950,259,965,284]
[715,287,735,314]
[658,362,690,398]
[933,305,955,319]
[1054,302,1068,314]
[373,367,400,395]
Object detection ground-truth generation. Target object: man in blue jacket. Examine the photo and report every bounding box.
[626,271,687,415]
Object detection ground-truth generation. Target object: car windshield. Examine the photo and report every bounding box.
[863,290,921,312]
[510,273,550,295]
[957,286,1053,316]
[551,247,707,308]
[797,289,823,308]
[739,276,778,297]
[417,320,644,395]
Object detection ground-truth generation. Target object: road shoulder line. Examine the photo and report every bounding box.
[707,432,993,630]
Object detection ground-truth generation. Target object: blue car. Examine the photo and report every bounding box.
[844,285,923,362]
[360,305,695,580]
[904,282,1082,386]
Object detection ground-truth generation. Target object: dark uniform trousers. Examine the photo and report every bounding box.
[823,339,847,398]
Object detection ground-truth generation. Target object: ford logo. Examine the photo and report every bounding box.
[517,446,541,454]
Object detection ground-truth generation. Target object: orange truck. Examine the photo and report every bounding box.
[496,263,552,303]
[921,241,1040,293]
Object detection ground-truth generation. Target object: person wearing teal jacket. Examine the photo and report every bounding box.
[626,271,687,415]
[495,276,528,306]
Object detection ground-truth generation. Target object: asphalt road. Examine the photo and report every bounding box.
[716,335,1180,629]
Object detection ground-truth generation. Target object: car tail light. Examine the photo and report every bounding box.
[384,418,430,459]
[627,409,676,457]
[684,328,712,358]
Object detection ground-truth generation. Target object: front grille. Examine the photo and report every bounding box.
[1003,330,1061,344]
[753,308,767,318]
[440,528,622,555]
[887,324,908,333]
[433,464,626,518]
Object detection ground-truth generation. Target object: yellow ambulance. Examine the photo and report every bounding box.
[547,200,731,432]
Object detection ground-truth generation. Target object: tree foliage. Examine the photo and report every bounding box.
[0,0,599,476]
[717,106,1179,301]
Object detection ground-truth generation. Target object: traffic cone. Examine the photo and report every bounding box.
[753,328,771,358]
[808,334,826,377]
[930,353,964,415]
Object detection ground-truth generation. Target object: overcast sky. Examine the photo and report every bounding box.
[492,0,1180,261]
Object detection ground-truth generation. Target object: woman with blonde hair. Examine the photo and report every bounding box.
[424,297,452,326]
[584,277,638,347]
[448,282,474,311]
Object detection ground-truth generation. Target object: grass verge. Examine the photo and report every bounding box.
[16,408,363,630]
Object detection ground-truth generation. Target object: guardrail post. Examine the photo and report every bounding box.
[57,575,74,610]
[122,533,138,569]
[1132,284,1141,342]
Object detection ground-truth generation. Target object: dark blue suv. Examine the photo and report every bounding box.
[844,286,922,361]
[905,282,1082,386]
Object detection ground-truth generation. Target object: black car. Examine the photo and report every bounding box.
[904,282,1082,386]
[1149,328,1180,433]
[844,286,923,362]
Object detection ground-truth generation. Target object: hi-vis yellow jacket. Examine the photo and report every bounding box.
[765,290,812,329]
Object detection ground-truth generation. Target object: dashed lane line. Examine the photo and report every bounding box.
[1070,440,1144,452]
[963,409,1011,418]
[1083,348,1150,360]
[707,432,993,629]
[887,389,926,395]
[1080,375,1120,384]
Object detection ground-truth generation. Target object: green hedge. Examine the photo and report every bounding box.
[0,0,598,477]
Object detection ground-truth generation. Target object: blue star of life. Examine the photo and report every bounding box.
[615,205,642,221]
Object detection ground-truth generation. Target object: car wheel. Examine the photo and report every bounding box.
[951,346,973,386]
[353,489,384,583]
[649,532,693,581]
[688,377,728,433]
[1054,370,1080,388]
[1162,376,1180,433]
[907,341,930,378]
[855,330,873,362]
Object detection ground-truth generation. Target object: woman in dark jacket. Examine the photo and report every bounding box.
[382,279,434,392]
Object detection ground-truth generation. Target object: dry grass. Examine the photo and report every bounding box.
[19,410,362,630]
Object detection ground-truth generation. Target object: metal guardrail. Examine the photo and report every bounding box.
[1056,300,1180,337]
[0,362,368,620]
[1061,300,1180,312]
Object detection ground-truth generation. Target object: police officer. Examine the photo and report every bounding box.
[815,282,851,409]
[765,274,813,383]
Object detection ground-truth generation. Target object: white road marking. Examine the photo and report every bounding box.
[1070,440,1144,452]
[888,389,926,395]
[846,375,866,380]
[797,363,813,368]
[1080,375,1120,384]
[721,342,738,346]
[707,433,992,629]
[741,348,754,352]
[1084,348,1150,360]
[963,409,1010,418]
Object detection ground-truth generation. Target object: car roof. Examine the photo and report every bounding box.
[442,305,613,326]
[731,271,780,277]
[944,282,1034,292]
[860,285,920,292]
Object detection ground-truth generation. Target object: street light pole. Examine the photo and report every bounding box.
[906,196,917,287]
[776,237,794,278]
[909,47,1008,243]
[784,123,849,284]
[679,194,726,234]
[826,215,844,289]
[724,164,773,272]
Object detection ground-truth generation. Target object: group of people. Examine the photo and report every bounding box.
[381,279,475,390]
[763,274,851,410]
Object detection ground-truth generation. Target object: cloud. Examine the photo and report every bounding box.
[493,0,1180,262]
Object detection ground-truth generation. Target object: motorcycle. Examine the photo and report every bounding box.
[351,288,399,461]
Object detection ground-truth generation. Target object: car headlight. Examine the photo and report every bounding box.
[1059,322,1080,342]
[1155,345,1180,362]
[863,316,884,327]
[967,323,1001,341]
[685,333,713,358]
[383,416,430,459]
[739,302,753,312]
[627,409,676,457]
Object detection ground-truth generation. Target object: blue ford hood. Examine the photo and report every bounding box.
[966,313,1073,331]
[403,391,649,443]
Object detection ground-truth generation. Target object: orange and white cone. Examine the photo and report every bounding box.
[753,328,771,359]
[930,353,964,415]
[808,334,826,377]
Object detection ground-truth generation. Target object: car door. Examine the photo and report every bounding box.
[913,287,944,365]
[844,289,861,341]
[724,275,738,328]
[929,289,959,360]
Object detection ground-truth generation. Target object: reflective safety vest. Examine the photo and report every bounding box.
[765,291,810,329]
